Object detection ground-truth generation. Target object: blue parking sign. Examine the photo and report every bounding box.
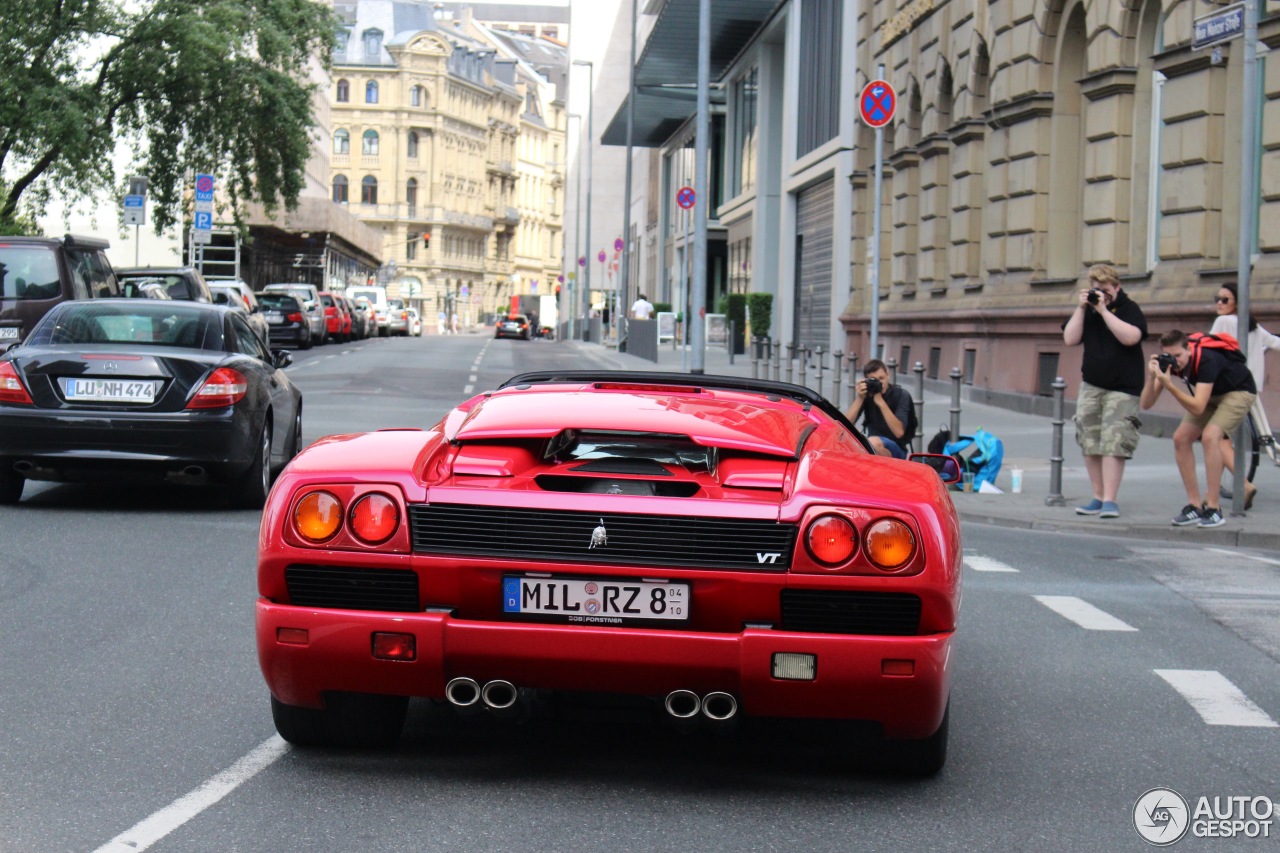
[193,210,212,230]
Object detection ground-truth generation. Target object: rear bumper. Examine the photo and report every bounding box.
[256,601,952,738]
[267,325,307,346]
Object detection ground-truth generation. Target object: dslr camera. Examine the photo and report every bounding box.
[1086,289,1103,306]
[1156,352,1178,373]
[864,377,883,396]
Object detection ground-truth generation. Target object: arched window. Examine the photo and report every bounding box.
[1047,4,1087,277]
[333,129,350,155]
[406,178,418,212]
[361,176,378,205]
[336,79,350,103]
[363,28,382,58]
[332,175,349,204]
[362,129,379,156]
[365,80,379,104]
[410,85,422,107]
[407,131,418,158]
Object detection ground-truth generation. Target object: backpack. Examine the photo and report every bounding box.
[927,424,951,455]
[943,428,1005,489]
[1186,332,1246,374]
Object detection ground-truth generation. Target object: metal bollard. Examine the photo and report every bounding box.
[1046,376,1067,506]
[886,356,898,386]
[798,346,809,388]
[771,339,781,381]
[814,346,825,398]
[831,350,843,408]
[785,342,795,385]
[913,361,925,445]
[751,337,761,379]
[729,321,735,366]
[846,352,858,403]
[949,367,962,441]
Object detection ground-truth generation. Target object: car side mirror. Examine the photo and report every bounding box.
[908,453,962,484]
[272,349,293,369]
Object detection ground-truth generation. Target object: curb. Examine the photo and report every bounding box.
[957,509,1280,551]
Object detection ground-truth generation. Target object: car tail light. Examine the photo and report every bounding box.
[0,362,32,405]
[349,492,399,544]
[864,519,916,570]
[805,514,856,565]
[294,491,343,542]
[187,367,248,409]
[372,632,416,661]
[286,312,303,323]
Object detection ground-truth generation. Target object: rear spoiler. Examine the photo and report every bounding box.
[499,370,874,454]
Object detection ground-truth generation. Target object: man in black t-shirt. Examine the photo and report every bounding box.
[1062,264,1149,519]
[845,359,914,458]
[1140,329,1258,528]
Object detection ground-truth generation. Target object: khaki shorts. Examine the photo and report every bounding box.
[1180,390,1256,435]
[1074,383,1142,458]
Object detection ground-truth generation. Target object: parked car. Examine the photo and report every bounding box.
[386,298,409,336]
[0,234,120,346]
[346,285,389,336]
[122,280,173,300]
[0,299,302,507]
[335,296,363,340]
[406,307,423,337]
[205,278,262,312]
[254,371,962,775]
[210,283,271,346]
[494,313,531,340]
[319,291,352,343]
[349,297,376,340]
[115,267,213,303]
[255,292,313,349]
[262,283,326,345]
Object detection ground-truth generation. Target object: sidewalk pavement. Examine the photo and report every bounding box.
[563,336,1280,552]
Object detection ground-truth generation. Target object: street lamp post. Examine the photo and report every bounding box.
[573,59,594,341]
[567,112,582,341]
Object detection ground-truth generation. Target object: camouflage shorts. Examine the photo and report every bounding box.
[1074,383,1142,458]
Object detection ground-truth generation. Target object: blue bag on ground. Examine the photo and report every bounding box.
[943,428,1004,489]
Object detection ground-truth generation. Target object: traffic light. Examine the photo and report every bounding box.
[555,285,561,297]
[422,232,431,250]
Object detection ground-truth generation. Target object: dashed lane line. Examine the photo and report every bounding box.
[1155,670,1279,727]
[964,555,1019,573]
[93,736,289,852]
[1033,595,1138,631]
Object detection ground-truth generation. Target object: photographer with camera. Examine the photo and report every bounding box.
[1140,330,1257,528]
[1062,264,1149,519]
[846,359,914,458]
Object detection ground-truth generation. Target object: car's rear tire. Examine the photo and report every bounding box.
[287,405,303,461]
[884,702,949,777]
[0,470,24,504]
[230,421,272,508]
[300,329,313,350]
[271,693,408,748]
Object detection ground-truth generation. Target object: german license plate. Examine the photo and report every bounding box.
[502,576,689,625]
[61,377,159,403]
[265,312,284,324]
[0,327,19,340]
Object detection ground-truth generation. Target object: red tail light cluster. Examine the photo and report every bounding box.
[187,367,248,409]
[0,362,32,405]
[803,513,916,572]
[286,312,304,323]
[291,489,401,546]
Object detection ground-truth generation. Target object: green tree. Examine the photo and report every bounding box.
[0,0,338,233]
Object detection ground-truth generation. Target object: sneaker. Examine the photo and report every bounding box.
[1099,501,1120,518]
[1075,498,1104,515]
[1171,504,1203,526]
[1198,507,1226,528]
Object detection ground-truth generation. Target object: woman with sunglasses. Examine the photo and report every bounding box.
[1210,282,1280,505]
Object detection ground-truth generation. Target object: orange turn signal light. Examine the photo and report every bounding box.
[864,518,915,570]
[294,491,343,542]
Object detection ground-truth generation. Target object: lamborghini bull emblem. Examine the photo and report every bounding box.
[589,519,608,548]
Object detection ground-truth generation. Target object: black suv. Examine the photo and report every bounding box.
[0,234,120,346]
[115,266,214,303]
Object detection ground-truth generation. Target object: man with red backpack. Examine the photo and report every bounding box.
[1140,330,1257,528]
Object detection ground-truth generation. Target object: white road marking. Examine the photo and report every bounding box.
[342,349,354,355]
[93,736,290,852]
[1033,595,1138,631]
[1205,546,1280,567]
[964,555,1019,573]
[463,385,474,394]
[1155,670,1279,727]
[469,374,477,382]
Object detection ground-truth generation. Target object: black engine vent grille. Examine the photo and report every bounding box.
[409,503,797,570]
[780,589,921,635]
[284,565,420,612]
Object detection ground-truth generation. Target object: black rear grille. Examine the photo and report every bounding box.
[284,565,419,612]
[409,504,796,570]
[780,589,921,635]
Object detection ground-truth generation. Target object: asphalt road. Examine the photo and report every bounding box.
[1,333,1277,852]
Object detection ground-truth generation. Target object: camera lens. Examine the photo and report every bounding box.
[1087,290,1100,305]
[865,378,882,395]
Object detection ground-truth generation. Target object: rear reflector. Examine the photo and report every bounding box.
[772,652,817,681]
[277,628,309,645]
[372,632,416,661]
[881,659,915,676]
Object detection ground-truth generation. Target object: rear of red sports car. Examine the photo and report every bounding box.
[256,372,961,774]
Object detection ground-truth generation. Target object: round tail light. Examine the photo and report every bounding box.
[805,514,856,565]
[864,519,915,570]
[349,492,399,543]
[294,491,342,542]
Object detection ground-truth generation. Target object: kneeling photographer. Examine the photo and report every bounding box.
[846,359,915,459]
[1140,330,1257,528]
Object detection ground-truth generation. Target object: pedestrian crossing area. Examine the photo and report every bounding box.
[964,551,1279,729]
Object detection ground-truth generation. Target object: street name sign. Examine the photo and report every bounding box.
[1193,2,1244,50]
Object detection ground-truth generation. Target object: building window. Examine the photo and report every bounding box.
[731,66,758,197]
[963,349,977,385]
[410,85,421,107]
[406,178,418,214]
[928,347,942,381]
[362,129,379,155]
[337,31,349,53]
[361,176,378,205]
[365,80,379,104]
[1037,353,1060,396]
[797,0,841,157]
[407,130,418,158]
[333,129,349,155]
[336,78,349,103]
[363,29,382,58]
[900,345,911,371]
[407,231,418,261]
[543,26,558,39]
[332,175,349,204]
